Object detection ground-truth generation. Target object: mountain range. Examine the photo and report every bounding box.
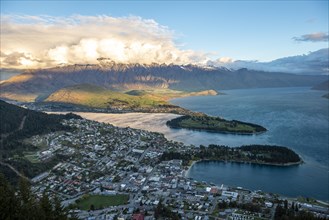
[0,60,327,105]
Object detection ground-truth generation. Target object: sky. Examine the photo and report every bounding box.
[0,0,328,74]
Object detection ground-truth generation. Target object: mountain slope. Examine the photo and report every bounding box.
[0,100,80,138]
[44,84,216,114]
[312,80,329,91]
[0,62,327,102]
[45,84,167,108]
[0,100,81,183]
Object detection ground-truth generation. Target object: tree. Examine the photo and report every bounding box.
[284,200,288,209]
[39,191,53,219]
[0,173,18,219]
[0,172,72,219]
[54,195,69,220]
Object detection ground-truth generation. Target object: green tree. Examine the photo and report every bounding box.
[0,172,73,219]
[0,173,18,219]
[39,191,53,219]
[54,195,69,220]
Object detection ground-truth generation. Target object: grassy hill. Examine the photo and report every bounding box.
[46,84,167,108]
[45,84,217,112]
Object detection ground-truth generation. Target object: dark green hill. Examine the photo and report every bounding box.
[0,100,81,138]
[0,100,81,184]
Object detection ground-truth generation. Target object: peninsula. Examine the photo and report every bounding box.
[166,115,267,134]
[161,144,303,166]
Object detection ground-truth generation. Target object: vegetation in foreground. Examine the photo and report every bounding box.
[161,144,302,166]
[73,194,129,210]
[166,115,267,134]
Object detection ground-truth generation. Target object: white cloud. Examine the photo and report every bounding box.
[0,14,208,68]
[1,14,327,75]
[293,32,328,42]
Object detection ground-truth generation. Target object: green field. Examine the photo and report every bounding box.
[75,194,129,210]
[24,153,40,163]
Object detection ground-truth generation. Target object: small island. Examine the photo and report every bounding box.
[161,144,303,166]
[166,115,267,134]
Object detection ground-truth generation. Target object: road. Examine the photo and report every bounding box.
[1,115,26,139]
[0,115,30,182]
[0,161,31,183]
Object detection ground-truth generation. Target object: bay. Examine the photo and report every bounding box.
[171,87,329,201]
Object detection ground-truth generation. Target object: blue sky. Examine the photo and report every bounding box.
[1,0,328,72]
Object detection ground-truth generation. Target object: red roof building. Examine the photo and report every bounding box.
[132,213,144,220]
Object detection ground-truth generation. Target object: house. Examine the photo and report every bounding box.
[132,213,144,220]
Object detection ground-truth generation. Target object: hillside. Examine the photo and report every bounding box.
[45,84,166,108]
[312,80,329,91]
[0,100,80,184]
[0,100,80,137]
[44,84,216,114]
[0,61,327,102]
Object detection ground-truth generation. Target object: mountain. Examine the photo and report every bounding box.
[0,68,23,81]
[311,80,329,91]
[0,61,327,102]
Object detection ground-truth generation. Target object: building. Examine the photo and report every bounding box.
[132,213,144,220]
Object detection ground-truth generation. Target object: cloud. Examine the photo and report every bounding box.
[0,14,208,68]
[213,48,329,75]
[293,32,328,42]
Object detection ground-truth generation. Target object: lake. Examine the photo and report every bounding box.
[171,87,329,201]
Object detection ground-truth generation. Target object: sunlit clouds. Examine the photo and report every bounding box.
[1,14,328,75]
[0,15,209,68]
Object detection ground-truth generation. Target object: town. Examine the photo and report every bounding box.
[28,118,329,220]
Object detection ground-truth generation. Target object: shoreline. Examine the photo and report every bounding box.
[184,158,304,179]
[47,110,326,202]
[168,126,267,135]
[186,159,303,171]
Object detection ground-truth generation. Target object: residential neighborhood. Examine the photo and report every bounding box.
[28,118,329,220]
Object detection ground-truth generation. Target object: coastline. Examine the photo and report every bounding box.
[184,160,198,178]
[168,126,267,135]
[184,158,303,179]
[46,106,325,202]
[32,88,328,203]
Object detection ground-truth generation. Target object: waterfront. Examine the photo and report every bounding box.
[69,87,329,201]
[172,87,329,201]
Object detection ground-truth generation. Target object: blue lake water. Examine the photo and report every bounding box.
[171,87,329,201]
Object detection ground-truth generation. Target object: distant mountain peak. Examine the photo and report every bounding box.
[0,60,327,102]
